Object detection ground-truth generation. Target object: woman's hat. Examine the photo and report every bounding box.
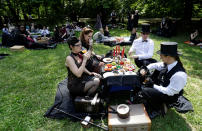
[141,23,150,33]
[157,42,182,56]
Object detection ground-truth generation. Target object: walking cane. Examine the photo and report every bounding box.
[54,108,108,131]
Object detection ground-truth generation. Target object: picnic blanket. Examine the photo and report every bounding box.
[44,78,103,120]
[44,78,76,119]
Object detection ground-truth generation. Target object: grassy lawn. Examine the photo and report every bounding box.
[0,28,201,131]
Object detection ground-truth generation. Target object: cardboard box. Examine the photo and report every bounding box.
[108,104,151,131]
[10,45,25,51]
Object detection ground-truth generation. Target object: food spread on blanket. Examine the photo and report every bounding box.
[104,59,135,72]
[103,57,136,78]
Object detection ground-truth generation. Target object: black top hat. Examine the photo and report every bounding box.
[157,42,181,56]
[141,23,150,33]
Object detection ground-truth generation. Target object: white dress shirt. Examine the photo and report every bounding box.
[147,61,187,96]
[129,37,154,60]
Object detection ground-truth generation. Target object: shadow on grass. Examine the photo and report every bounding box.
[44,107,193,131]
[152,109,193,131]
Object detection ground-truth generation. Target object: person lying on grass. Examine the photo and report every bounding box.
[65,36,101,97]
[190,29,202,46]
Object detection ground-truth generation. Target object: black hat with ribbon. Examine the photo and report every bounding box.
[141,23,150,33]
[157,42,182,56]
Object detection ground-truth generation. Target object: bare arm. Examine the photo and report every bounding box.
[66,51,91,77]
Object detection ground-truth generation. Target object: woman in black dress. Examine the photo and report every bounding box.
[65,36,101,96]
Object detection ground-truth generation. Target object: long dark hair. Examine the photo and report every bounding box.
[174,56,186,72]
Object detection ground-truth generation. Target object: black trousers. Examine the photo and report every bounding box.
[135,58,157,68]
[141,87,179,110]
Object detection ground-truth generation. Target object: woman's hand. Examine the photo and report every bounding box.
[96,55,102,60]
[99,62,105,66]
[83,51,91,60]
[91,72,102,78]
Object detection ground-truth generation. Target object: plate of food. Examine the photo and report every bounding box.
[103,58,113,63]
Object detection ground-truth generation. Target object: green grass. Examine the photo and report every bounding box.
[0,28,201,131]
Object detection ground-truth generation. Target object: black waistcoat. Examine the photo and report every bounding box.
[161,62,185,86]
[159,62,185,95]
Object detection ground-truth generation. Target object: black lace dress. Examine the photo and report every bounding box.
[67,53,95,96]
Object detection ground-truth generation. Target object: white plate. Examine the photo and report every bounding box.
[103,72,114,78]
[125,71,136,75]
[103,58,113,63]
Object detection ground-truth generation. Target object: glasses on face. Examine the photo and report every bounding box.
[74,43,82,47]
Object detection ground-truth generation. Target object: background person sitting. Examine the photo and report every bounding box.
[30,23,36,33]
[66,36,101,97]
[39,26,50,37]
[190,30,202,46]
[15,25,31,46]
[2,24,13,47]
[52,26,63,43]
[60,25,68,40]
[93,28,106,43]
[104,25,111,37]
[14,25,56,49]
[66,23,75,37]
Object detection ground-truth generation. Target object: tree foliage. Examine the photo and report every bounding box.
[0,0,201,26]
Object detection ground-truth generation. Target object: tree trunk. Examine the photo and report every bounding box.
[38,7,40,19]
[6,0,19,24]
[184,0,193,23]
[22,8,28,22]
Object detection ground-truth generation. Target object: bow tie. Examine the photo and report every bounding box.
[142,40,148,42]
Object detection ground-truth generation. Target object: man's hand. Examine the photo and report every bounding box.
[128,51,132,56]
[140,69,147,76]
[131,55,138,59]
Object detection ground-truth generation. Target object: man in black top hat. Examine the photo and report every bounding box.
[139,42,187,118]
[128,23,157,68]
